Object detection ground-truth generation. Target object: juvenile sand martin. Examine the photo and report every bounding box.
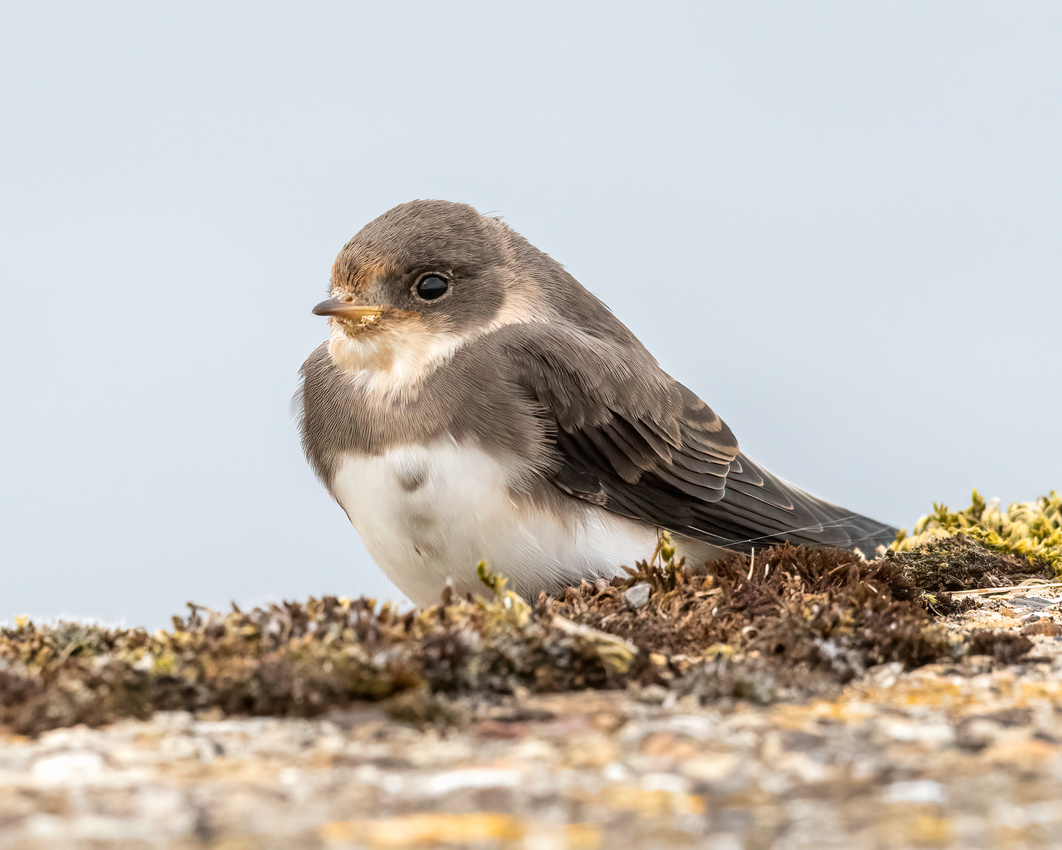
[298,201,896,606]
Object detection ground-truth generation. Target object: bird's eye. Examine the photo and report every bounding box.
[414,274,449,301]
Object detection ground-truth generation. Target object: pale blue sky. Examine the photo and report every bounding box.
[2,3,1060,627]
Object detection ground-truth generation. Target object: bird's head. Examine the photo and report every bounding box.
[313,199,637,394]
[314,199,550,380]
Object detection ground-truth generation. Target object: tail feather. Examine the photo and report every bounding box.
[683,453,897,555]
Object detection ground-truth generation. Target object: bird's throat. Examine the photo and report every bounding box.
[327,319,469,400]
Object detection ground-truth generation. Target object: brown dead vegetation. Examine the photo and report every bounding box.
[0,538,1042,736]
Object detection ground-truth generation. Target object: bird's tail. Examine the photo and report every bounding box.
[689,452,898,557]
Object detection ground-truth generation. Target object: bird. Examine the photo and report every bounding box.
[297,200,897,606]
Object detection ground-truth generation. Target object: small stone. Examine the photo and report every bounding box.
[680,753,740,784]
[565,733,617,769]
[623,583,651,610]
[878,720,954,746]
[1008,596,1056,611]
[30,751,105,786]
[1021,618,1062,637]
[866,662,905,689]
[956,718,1004,751]
[883,780,945,804]
[638,685,669,705]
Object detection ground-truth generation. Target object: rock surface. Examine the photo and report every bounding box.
[2,587,1061,849]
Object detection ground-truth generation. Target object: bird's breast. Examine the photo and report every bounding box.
[330,439,658,606]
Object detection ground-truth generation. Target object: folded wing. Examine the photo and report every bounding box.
[499,323,897,555]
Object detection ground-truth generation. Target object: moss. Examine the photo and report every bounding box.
[5,492,1058,736]
[896,490,1062,576]
[885,534,1053,597]
[552,542,953,702]
[0,588,635,736]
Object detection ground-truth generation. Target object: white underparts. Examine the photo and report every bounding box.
[330,441,659,606]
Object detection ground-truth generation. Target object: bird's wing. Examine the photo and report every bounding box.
[498,323,896,554]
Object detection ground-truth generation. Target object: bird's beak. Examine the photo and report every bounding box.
[312,298,384,320]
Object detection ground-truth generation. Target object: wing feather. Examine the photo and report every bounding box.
[496,323,896,555]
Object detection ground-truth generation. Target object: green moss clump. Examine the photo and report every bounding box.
[896,490,1062,576]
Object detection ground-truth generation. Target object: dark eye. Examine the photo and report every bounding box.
[414,274,449,301]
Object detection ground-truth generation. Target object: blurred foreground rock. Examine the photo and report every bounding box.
[2,583,1062,849]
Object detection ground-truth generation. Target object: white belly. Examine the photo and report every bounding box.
[330,439,658,606]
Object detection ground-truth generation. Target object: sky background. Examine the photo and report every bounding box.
[2,3,1060,628]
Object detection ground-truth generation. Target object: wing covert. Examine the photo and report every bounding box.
[498,323,740,525]
[496,322,897,556]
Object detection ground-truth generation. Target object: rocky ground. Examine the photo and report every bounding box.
[2,566,1062,848]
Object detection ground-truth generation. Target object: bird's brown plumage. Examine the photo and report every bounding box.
[298,200,897,601]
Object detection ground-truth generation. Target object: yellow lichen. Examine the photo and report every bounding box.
[897,489,1062,575]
